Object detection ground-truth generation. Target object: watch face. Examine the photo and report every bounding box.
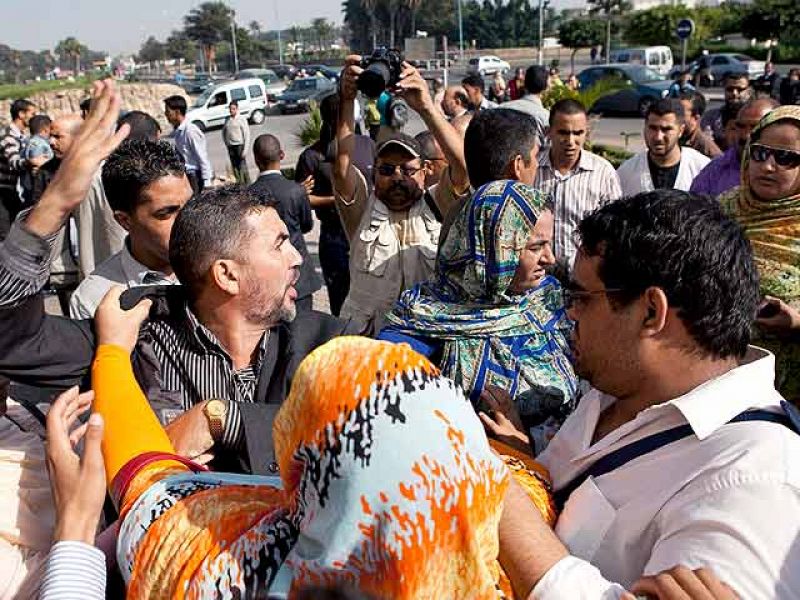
[207,399,225,417]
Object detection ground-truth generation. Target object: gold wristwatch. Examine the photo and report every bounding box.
[203,399,228,443]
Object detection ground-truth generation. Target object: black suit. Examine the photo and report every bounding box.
[250,172,322,308]
[0,285,356,474]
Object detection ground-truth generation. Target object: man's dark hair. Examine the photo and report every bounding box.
[79,98,91,113]
[28,114,51,136]
[318,92,339,147]
[102,140,186,213]
[725,72,750,85]
[678,90,706,118]
[118,110,161,142]
[415,130,440,161]
[164,95,188,116]
[721,102,739,128]
[577,190,759,359]
[646,98,685,123]
[169,186,279,295]
[253,133,282,167]
[549,98,586,126]
[461,74,485,91]
[464,109,538,187]
[229,100,238,108]
[452,88,469,107]
[524,65,548,95]
[10,99,34,120]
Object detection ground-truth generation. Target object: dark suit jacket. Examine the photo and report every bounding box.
[0,285,355,474]
[249,172,323,300]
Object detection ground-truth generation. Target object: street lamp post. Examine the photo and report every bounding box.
[537,0,544,65]
[231,8,239,73]
[457,0,464,61]
[274,0,284,65]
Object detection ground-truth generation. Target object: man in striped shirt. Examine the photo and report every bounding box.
[0,80,351,474]
[534,99,622,275]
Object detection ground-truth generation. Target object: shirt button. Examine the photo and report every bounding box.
[268,461,279,474]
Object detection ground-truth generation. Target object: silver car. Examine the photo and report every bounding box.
[705,54,766,84]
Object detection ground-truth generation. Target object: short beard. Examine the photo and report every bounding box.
[242,272,295,326]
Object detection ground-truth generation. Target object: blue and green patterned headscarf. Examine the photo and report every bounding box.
[384,180,577,438]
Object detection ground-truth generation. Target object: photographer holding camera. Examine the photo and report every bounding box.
[333,55,470,333]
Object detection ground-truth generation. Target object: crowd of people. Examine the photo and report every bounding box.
[0,53,799,600]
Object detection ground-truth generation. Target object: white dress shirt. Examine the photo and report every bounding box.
[534,347,800,599]
[172,119,214,185]
[616,147,710,197]
[69,240,176,319]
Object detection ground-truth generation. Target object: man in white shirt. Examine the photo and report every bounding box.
[461,74,498,111]
[617,99,710,196]
[164,95,214,193]
[535,99,621,274]
[222,100,251,184]
[69,140,192,318]
[497,189,800,599]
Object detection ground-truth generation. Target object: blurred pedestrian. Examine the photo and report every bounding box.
[490,71,507,103]
[678,91,721,158]
[164,95,213,193]
[509,67,526,100]
[222,100,251,184]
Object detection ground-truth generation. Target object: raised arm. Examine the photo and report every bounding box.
[333,55,363,202]
[396,62,469,193]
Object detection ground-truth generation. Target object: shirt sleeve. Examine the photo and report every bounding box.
[600,164,623,205]
[2,132,25,172]
[334,164,369,241]
[0,216,56,307]
[531,556,628,600]
[242,119,251,157]
[39,541,107,600]
[189,126,214,184]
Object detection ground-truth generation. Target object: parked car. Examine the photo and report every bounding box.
[670,53,765,86]
[235,68,287,102]
[271,64,297,79]
[578,64,672,116]
[180,73,215,95]
[609,46,674,77]
[275,77,336,113]
[300,64,339,81]
[467,55,511,76]
[185,78,268,130]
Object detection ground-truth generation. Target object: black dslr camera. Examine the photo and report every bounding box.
[358,48,403,98]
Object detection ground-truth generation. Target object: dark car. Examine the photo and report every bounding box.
[271,64,297,79]
[275,77,336,113]
[300,64,340,81]
[578,64,671,116]
[180,73,215,95]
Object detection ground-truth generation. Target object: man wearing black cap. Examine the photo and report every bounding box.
[335,57,442,333]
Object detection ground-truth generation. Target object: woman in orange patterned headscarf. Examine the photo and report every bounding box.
[94,334,555,599]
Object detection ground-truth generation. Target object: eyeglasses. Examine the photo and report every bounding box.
[562,287,625,309]
[376,163,424,177]
[750,144,800,169]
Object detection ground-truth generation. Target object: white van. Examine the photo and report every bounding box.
[609,46,674,77]
[185,78,268,131]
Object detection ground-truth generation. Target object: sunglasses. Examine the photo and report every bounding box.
[376,163,424,177]
[750,144,800,169]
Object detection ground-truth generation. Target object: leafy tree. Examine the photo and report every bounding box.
[741,0,800,57]
[184,1,234,72]
[166,30,197,65]
[587,0,630,64]
[138,36,165,64]
[559,19,605,72]
[249,20,262,37]
[311,18,334,52]
[55,37,88,74]
[623,6,722,57]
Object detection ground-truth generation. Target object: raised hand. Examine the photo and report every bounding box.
[395,62,435,115]
[340,55,363,101]
[94,286,152,353]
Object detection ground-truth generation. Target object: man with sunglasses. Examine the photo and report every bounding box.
[497,189,800,599]
[335,57,447,333]
[701,73,753,151]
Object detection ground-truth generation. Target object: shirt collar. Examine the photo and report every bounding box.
[176,119,189,132]
[539,148,594,174]
[258,169,282,177]
[182,305,271,367]
[668,346,781,439]
[120,240,174,287]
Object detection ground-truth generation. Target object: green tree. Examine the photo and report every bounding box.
[559,19,605,72]
[183,1,234,72]
[741,0,800,59]
[587,0,630,64]
[249,20,262,37]
[166,30,197,64]
[623,6,726,57]
[311,18,334,52]
[55,37,87,74]
[138,36,165,64]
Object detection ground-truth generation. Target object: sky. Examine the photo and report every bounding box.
[3,0,584,57]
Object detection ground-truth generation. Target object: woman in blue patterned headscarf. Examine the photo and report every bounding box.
[380,179,577,452]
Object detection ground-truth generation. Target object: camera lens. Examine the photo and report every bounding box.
[358,62,391,98]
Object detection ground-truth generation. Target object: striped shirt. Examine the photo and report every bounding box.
[0,217,261,450]
[40,541,106,600]
[534,149,622,271]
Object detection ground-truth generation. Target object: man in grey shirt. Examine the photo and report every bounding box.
[222,100,251,184]
[501,65,550,145]
[69,140,192,318]
[164,95,213,193]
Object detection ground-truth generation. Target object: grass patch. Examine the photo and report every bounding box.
[0,76,107,100]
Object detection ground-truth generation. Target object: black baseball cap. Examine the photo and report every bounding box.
[376,132,422,160]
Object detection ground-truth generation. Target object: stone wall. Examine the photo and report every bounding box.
[0,83,188,131]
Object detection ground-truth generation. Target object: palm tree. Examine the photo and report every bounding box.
[407,0,422,36]
[587,0,630,64]
[56,37,85,75]
[361,0,379,50]
[249,20,261,37]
